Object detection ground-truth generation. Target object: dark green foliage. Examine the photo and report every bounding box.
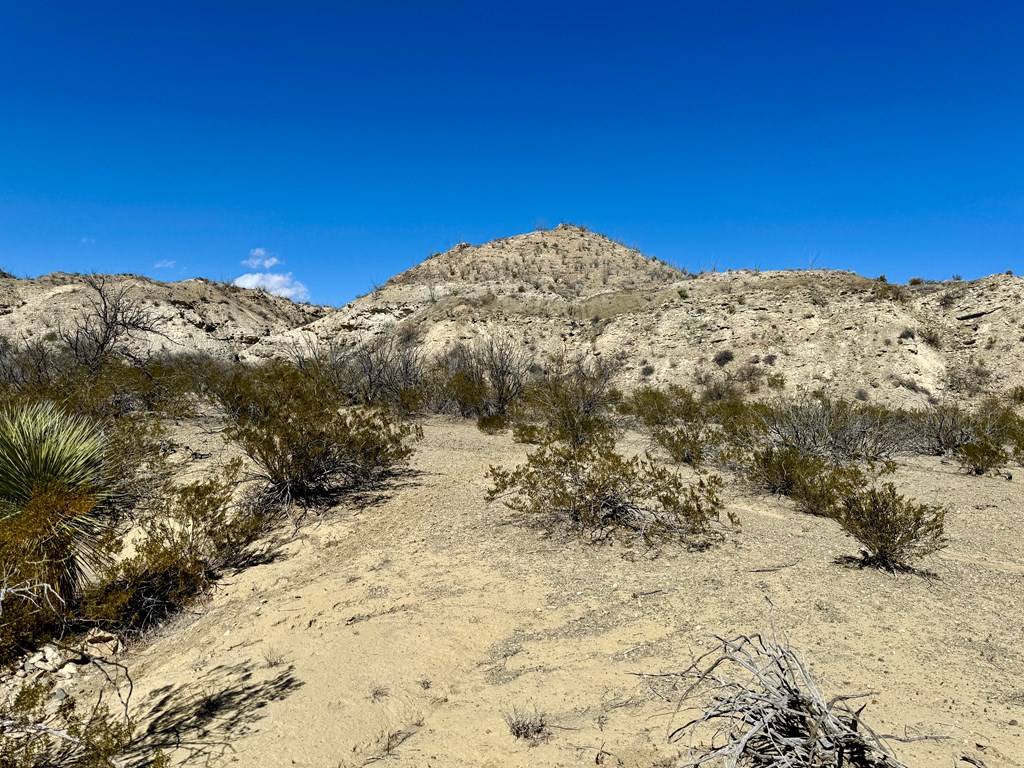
[215,360,420,502]
[835,483,946,571]
[712,349,734,367]
[487,434,728,546]
[0,679,133,768]
[81,461,273,633]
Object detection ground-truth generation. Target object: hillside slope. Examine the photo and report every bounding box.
[249,225,1024,405]
[0,272,330,359]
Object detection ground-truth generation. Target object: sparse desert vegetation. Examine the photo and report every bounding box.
[1,229,1023,766]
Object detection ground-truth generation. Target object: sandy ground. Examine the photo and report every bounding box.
[109,417,1023,768]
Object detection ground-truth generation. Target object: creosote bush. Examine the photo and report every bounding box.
[511,357,621,447]
[487,433,729,546]
[215,360,420,502]
[0,678,134,768]
[835,483,946,571]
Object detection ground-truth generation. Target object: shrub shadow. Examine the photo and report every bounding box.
[125,661,303,767]
[832,554,939,580]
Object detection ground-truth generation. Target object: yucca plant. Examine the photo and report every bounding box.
[0,402,114,603]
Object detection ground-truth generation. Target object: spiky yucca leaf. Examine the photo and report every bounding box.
[0,402,110,505]
[0,402,113,601]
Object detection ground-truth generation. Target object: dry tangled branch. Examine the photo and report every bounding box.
[646,632,916,768]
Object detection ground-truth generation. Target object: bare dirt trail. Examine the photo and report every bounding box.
[120,418,1023,768]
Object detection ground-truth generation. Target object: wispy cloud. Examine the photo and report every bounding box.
[233,272,310,302]
[242,247,281,270]
[80,237,95,244]
[154,259,176,269]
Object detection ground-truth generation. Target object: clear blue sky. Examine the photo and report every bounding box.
[1,2,1021,305]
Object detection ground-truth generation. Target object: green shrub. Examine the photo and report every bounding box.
[834,483,946,571]
[487,434,728,546]
[511,358,620,447]
[81,462,273,632]
[216,361,420,502]
[789,462,873,518]
[476,414,508,434]
[746,446,828,496]
[955,437,1008,475]
[0,679,134,768]
[619,384,697,430]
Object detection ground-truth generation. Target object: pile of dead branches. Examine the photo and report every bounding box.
[658,632,908,768]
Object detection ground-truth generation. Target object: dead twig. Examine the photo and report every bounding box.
[638,630,947,767]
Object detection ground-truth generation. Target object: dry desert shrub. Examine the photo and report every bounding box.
[487,432,729,547]
[503,705,548,742]
[511,356,621,447]
[621,385,723,467]
[834,483,946,571]
[81,461,279,633]
[756,394,909,463]
[661,632,910,768]
[213,359,420,503]
[431,336,534,426]
[0,678,134,768]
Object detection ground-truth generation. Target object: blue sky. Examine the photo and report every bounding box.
[1,2,1021,305]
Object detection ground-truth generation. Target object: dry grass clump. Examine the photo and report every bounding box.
[502,705,549,742]
[660,632,909,768]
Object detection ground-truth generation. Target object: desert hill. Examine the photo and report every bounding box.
[0,271,329,359]
[2,228,1021,405]
[250,225,1024,405]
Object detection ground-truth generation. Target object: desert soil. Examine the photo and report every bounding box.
[106,417,1024,768]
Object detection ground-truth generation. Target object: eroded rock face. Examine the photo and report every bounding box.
[248,227,1024,406]
[0,273,330,361]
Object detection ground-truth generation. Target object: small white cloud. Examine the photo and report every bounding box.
[242,247,281,269]
[233,272,310,301]
[80,237,95,244]
[154,259,176,269]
